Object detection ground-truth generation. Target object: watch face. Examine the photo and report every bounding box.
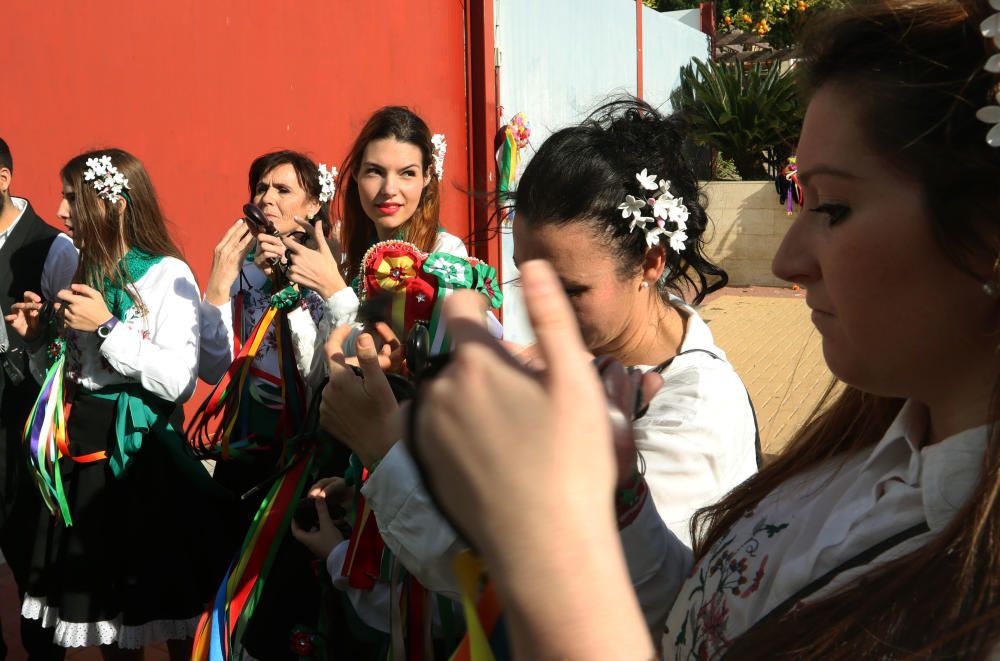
[97,325,110,338]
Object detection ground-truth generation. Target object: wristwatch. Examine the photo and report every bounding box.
[96,316,119,340]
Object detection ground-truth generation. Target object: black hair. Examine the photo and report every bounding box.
[248,150,331,234]
[0,138,12,174]
[514,97,727,303]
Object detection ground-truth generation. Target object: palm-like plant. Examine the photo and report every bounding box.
[672,58,803,180]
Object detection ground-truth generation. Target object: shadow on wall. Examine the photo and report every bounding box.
[701,181,796,287]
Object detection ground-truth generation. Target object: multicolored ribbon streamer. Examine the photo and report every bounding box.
[449,551,506,661]
[187,286,303,460]
[22,339,75,523]
[192,448,316,661]
[497,112,530,226]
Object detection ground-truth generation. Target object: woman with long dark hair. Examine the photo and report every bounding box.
[7,149,225,659]
[412,1,1000,658]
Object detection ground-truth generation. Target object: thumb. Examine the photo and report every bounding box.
[356,333,395,406]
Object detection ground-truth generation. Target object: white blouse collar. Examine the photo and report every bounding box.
[863,400,988,532]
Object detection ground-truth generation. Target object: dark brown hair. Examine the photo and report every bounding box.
[248,150,331,234]
[691,2,1000,658]
[336,106,442,284]
[62,148,184,314]
[514,97,728,303]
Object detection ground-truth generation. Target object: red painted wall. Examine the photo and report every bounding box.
[2,1,474,284]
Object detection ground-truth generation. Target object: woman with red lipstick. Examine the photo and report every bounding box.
[302,106,469,342]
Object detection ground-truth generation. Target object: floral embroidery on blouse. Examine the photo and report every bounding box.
[672,515,789,660]
[237,280,323,369]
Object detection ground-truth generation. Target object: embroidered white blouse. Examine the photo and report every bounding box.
[198,260,324,387]
[327,301,756,636]
[30,256,201,402]
[661,400,987,656]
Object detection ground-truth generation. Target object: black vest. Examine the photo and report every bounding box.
[0,200,58,353]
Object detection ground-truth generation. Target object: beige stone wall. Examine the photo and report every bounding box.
[701,181,795,287]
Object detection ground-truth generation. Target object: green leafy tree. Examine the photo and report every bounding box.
[717,0,849,48]
[672,57,802,179]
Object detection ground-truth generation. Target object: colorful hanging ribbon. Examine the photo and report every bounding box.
[449,551,506,661]
[192,448,316,661]
[22,339,75,523]
[187,286,303,460]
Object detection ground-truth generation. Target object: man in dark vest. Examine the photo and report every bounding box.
[0,138,76,660]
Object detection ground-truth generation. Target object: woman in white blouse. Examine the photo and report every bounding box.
[410,1,1000,658]
[7,149,226,659]
[311,100,759,637]
[198,150,332,502]
[296,105,469,346]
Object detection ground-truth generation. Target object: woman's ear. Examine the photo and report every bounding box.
[306,198,322,219]
[641,244,667,285]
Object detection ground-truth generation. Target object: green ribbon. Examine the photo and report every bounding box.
[269,285,302,310]
[88,384,211,485]
[89,247,163,319]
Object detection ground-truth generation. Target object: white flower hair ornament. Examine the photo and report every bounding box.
[977,0,1000,147]
[318,163,338,203]
[83,155,130,204]
[616,168,690,253]
[431,133,447,180]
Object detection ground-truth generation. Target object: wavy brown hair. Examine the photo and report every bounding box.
[62,148,184,315]
[336,106,442,283]
[690,1,1000,658]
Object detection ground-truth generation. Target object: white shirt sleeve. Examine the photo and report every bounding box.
[636,360,758,548]
[39,234,78,301]
[363,440,693,640]
[327,541,393,633]
[361,441,466,600]
[620,495,694,642]
[197,298,235,385]
[99,259,201,402]
[286,305,318,387]
[431,232,469,258]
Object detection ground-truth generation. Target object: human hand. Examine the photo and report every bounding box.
[411,262,618,554]
[5,290,44,340]
[320,326,400,467]
[205,219,254,305]
[410,260,656,659]
[57,285,113,333]
[307,476,356,507]
[290,496,346,560]
[283,218,347,299]
[347,321,404,374]
[254,233,287,280]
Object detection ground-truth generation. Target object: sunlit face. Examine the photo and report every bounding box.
[772,83,996,401]
[56,182,75,239]
[513,221,646,354]
[252,163,320,235]
[356,138,430,240]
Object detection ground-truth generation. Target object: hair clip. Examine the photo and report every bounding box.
[616,169,689,252]
[83,154,129,203]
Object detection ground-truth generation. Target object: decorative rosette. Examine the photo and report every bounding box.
[423,252,475,288]
[289,626,317,657]
[360,240,503,343]
[472,261,503,309]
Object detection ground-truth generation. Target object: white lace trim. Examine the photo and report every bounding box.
[21,594,200,649]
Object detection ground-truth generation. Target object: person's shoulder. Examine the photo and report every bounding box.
[150,255,197,283]
[433,231,469,257]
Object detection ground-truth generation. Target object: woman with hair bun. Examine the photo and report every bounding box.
[315,98,759,641]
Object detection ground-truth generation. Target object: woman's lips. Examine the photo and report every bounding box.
[377,203,402,215]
